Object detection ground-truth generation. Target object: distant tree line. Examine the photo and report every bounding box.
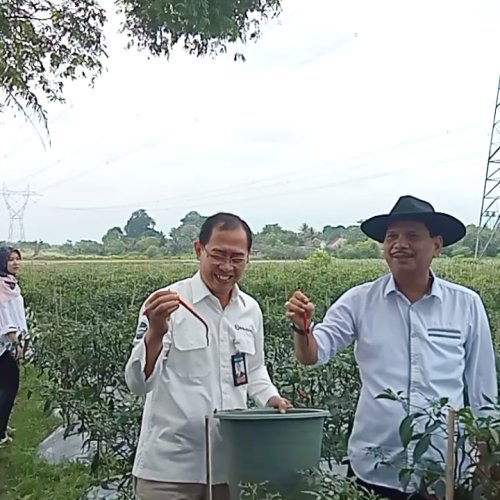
[2,209,497,260]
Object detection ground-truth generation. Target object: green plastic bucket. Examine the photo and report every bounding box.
[213,408,329,499]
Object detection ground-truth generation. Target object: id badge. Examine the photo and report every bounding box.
[231,352,248,386]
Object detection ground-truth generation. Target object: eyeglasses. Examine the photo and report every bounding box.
[203,248,248,266]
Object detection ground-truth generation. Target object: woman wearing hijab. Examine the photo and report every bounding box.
[0,247,28,446]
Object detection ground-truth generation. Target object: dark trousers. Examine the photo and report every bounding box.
[347,463,428,500]
[0,351,20,439]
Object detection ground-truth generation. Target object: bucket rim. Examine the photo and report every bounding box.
[212,407,330,421]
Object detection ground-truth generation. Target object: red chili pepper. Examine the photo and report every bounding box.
[297,387,308,400]
[178,297,210,346]
[303,310,310,345]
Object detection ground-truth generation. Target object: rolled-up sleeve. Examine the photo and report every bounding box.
[313,289,357,366]
[124,305,171,397]
[248,309,279,407]
[465,293,498,415]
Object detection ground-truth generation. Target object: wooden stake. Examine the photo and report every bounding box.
[205,416,213,500]
[445,409,456,500]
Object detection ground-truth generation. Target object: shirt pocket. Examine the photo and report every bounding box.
[168,315,211,379]
[426,327,465,372]
[168,342,211,379]
[427,327,462,341]
[233,331,256,356]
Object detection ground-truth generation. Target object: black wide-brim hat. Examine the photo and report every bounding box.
[360,195,466,247]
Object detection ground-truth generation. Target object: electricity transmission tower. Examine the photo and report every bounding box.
[1,184,42,242]
[475,76,500,258]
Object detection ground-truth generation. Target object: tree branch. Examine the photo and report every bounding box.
[3,88,49,147]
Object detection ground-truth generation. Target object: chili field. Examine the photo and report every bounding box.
[5,255,500,499]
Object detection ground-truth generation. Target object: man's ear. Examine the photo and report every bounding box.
[433,236,443,257]
[194,240,202,259]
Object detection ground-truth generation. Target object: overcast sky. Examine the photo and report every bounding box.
[1,0,499,244]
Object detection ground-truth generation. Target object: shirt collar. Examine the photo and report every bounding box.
[383,269,442,302]
[191,271,246,307]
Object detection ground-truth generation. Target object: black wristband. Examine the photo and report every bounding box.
[290,322,313,335]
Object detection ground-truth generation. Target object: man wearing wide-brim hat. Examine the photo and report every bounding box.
[286,195,498,500]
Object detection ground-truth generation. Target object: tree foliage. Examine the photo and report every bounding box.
[167,210,207,254]
[2,0,282,130]
[10,209,500,261]
[0,0,107,132]
[102,226,124,244]
[116,0,281,58]
[124,209,159,239]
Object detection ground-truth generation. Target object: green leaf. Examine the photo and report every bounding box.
[399,415,415,448]
[472,483,484,500]
[90,450,100,474]
[413,435,431,463]
[398,468,412,491]
[490,427,500,446]
[423,421,442,437]
[375,390,398,401]
[433,479,446,499]
[42,398,52,417]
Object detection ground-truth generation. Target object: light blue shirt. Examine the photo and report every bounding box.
[313,271,497,492]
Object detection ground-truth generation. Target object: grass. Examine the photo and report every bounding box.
[0,365,96,500]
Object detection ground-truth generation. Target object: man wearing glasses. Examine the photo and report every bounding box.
[125,212,289,500]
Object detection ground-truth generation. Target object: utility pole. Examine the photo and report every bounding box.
[475,76,500,258]
[1,184,42,242]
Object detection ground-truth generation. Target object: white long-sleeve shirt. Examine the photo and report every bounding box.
[125,271,279,485]
[0,293,28,358]
[312,271,498,493]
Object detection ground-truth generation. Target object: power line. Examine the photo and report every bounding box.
[9,144,88,187]
[41,122,484,212]
[34,133,183,192]
[294,36,353,67]
[7,108,150,187]
[42,148,482,215]
[1,105,74,162]
[146,149,483,214]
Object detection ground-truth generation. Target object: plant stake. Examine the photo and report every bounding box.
[445,408,456,500]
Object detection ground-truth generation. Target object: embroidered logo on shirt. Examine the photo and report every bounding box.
[135,319,148,339]
[234,324,253,333]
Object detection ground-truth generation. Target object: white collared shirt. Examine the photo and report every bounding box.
[0,294,28,358]
[313,271,498,492]
[125,271,279,485]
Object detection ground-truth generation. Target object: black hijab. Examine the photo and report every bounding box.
[0,246,21,278]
